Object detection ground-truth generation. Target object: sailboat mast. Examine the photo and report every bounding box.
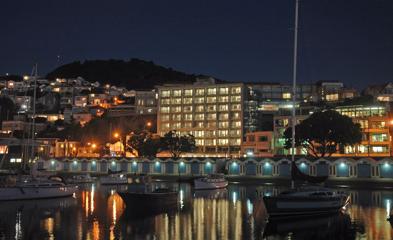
[29,64,38,163]
[291,0,300,189]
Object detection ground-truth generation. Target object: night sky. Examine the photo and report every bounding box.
[1,0,392,89]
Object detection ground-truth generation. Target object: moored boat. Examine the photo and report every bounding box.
[194,174,228,190]
[263,186,349,218]
[0,176,78,201]
[118,188,178,214]
[67,174,94,184]
[100,172,128,185]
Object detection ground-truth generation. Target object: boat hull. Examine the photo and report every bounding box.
[0,185,78,201]
[100,177,128,185]
[263,196,345,218]
[118,191,178,214]
[194,179,228,190]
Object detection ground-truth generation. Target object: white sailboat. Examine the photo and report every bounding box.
[100,169,128,185]
[263,0,349,218]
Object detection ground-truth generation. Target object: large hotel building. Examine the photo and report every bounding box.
[157,78,245,157]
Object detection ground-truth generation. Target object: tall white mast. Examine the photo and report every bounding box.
[291,0,300,189]
[29,64,38,163]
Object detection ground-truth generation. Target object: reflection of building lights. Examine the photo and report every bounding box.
[111,189,115,195]
[246,199,253,215]
[232,191,237,205]
[91,184,95,214]
[179,189,184,210]
[386,199,391,218]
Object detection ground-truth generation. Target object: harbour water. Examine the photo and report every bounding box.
[0,182,392,240]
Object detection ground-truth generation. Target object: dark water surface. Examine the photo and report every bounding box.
[0,182,392,240]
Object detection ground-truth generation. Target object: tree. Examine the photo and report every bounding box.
[160,130,196,159]
[284,110,362,158]
[0,96,16,124]
[127,131,162,158]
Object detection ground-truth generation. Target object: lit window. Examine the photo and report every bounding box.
[207,105,216,112]
[195,105,204,112]
[230,96,241,102]
[207,88,217,95]
[184,89,193,96]
[183,98,193,104]
[219,113,229,120]
[219,96,229,102]
[218,139,229,145]
[184,114,193,121]
[195,114,205,120]
[160,107,170,113]
[195,122,204,128]
[195,89,205,96]
[218,104,229,111]
[172,122,181,129]
[161,90,170,97]
[195,97,204,103]
[231,104,241,111]
[183,106,193,112]
[282,93,291,99]
[326,94,339,101]
[218,121,229,128]
[231,87,241,94]
[207,97,217,103]
[173,90,182,97]
[218,130,228,137]
[207,113,217,120]
[171,98,182,104]
[219,87,229,95]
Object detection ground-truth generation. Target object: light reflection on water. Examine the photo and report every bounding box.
[0,183,392,239]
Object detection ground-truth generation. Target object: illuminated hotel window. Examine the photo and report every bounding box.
[219,113,229,120]
[184,89,193,96]
[173,90,182,97]
[195,122,204,128]
[282,93,291,99]
[183,122,192,128]
[326,93,339,101]
[196,139,204,146]
[230,129,241,136]
[195,89,205,96]
[207,88,217,95]
[171,98,182,104]
[218,121,229,128]
[231,87,241,94]
[232,112,240,119]
[218,104,229,111]
[161,90,170,97]
[172,122,181,129]
[207,113,217,120]
[205,139,216,146]
[184,114,193,121]
[231,121,241,128]
[207,97,217,103]
[207,121,217,127]
[195,97,204,103]
[230,96,241,102]
[372,146,387,153]
[219,87,229,95]
[173,106,183,113]
[231,104,241,111]
[195,114,204,120]
[183,98,193,104]
[195,105,204,112]
[194,131,204,137]
[218,130,228,137]
[183,106,193,112]
[230,139,241,145]
[161,115,170,121]
[218,96,229,102]
[218,139,229,145]
[161,107,170,113]
[206,130,216,137]
[371,134,388,142]
[162,123,170,129]
[172,114,181,121]
[207,105,217,112]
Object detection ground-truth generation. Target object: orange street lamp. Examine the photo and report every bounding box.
[146,121,152,127]
[92,143,97,149]
[114,132,119,138]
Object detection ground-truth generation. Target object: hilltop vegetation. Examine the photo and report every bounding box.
[46,59,204,89]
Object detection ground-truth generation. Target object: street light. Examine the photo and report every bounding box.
[146,121,152,128]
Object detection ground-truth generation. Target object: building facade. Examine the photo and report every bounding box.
[157,78,244,157]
